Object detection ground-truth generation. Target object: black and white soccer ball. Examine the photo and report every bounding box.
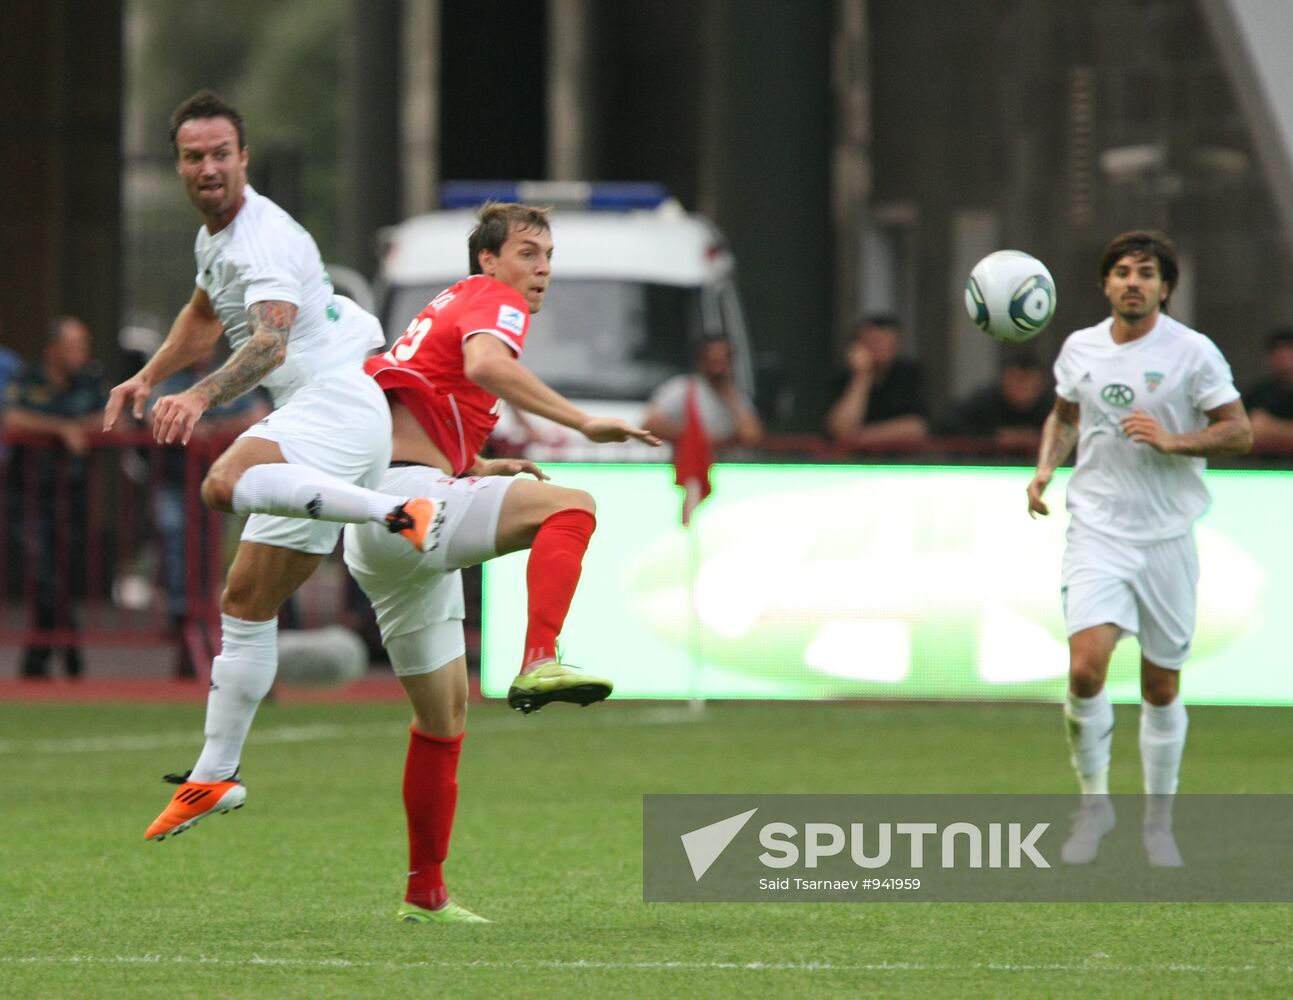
[964,250,1057,343]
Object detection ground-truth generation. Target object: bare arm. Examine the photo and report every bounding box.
[825,341,876,443]
[641,403,684,442]
[464,334,659,445]
[142,288,225,386]
[151,299,296,445]
[1121,398,1253,458]
[642,388,761,447]
[824,372,872,443]
[465,335,589,428]
[104,287,223,429]
[1026,396,1080,517]
[466,454,550,480]
[4,407,90,455]
[1250,408,1293,447]
[191,300,295,408]
[4,407,76,436]
[721,386,764,446]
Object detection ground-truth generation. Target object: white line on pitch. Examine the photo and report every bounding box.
[0,955,1283,974]
[0,706,702,756]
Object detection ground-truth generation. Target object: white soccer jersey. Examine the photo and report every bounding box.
[1054,313,1239,541]
[193,185,381,404]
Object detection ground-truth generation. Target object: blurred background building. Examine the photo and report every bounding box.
[4,0,1293,431]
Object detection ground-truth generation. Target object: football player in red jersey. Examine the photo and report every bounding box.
[343,202,659,923]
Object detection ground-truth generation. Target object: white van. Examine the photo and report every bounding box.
[374,181,755,461]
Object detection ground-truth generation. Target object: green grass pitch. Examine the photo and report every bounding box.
[2,698,1292,998]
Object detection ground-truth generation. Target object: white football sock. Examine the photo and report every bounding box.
[232,463,406,524]
[189,614,279,782]
[1065,690,1113,796]
[1140,697,1188,798]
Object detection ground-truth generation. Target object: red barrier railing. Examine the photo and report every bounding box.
[4,427,1286,683]
[1,429,227,677]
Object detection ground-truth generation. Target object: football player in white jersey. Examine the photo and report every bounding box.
[1026,230,1252,867]
[104,91,445,842]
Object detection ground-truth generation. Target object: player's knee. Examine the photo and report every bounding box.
[1068,660,1106,698]
[563,488,596,518]
[220,574,279,621]
[1141,672,1180,706]
[412,695,467,738]
[529,485,595,530]
[444,696,468,735]
[200,468,238,511]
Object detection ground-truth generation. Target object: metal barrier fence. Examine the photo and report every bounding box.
[3,427,1287,682]
[1,429,381,682]
[1,429,227,677]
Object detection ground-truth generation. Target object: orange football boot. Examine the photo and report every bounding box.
[145,771,246,842]
[385,497,446,553]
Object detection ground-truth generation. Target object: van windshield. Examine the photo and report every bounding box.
[383,279,708,401]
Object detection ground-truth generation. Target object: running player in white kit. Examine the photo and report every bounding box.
[1026,230,1252,867]
[103,91,444,842]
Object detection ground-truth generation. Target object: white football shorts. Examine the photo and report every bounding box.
[237,367,393,555]
[343,467,517,673]
[1060,520,1200,669]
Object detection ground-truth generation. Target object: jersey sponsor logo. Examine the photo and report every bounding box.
[1080,372,1093,383]
[305,494,324,519]
[1100,383,1135,407]
[496,305,526,337]
[1144,371,1164,393]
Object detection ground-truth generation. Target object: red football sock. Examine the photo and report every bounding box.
[403,726,463,911]
[522,508,596,670]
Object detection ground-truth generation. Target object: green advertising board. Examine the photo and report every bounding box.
[481,464,1291,704]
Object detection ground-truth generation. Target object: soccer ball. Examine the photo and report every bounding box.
[964,250,1057,342]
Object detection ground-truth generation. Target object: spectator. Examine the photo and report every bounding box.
[940,353,1054,448]
[3,316,108,679]
[642,338,763,448]
[825,314,929,445]
[0,322,22,463]
[0,320,21,406]
[149,347,270,677]
[1244,327,1293,451]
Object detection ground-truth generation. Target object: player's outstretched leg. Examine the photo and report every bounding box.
[230,464,446,553]
[504,507,611,713]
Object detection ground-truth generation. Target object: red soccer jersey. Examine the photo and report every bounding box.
[365,275,530,474]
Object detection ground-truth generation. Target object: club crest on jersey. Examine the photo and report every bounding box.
[1101,383,1135,407]
[496,305,526,337]
[1144,371,1164,393]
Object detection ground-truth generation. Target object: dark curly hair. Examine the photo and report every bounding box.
[1099,230,1179,305]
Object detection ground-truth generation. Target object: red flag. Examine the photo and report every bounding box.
[674,379,713,526]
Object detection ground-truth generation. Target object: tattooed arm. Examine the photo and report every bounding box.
[1122,398,1253,458]
[150,300,297,445]
[192,301,295,408]
[1026,396,1079,518]
[105,287,224,431]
